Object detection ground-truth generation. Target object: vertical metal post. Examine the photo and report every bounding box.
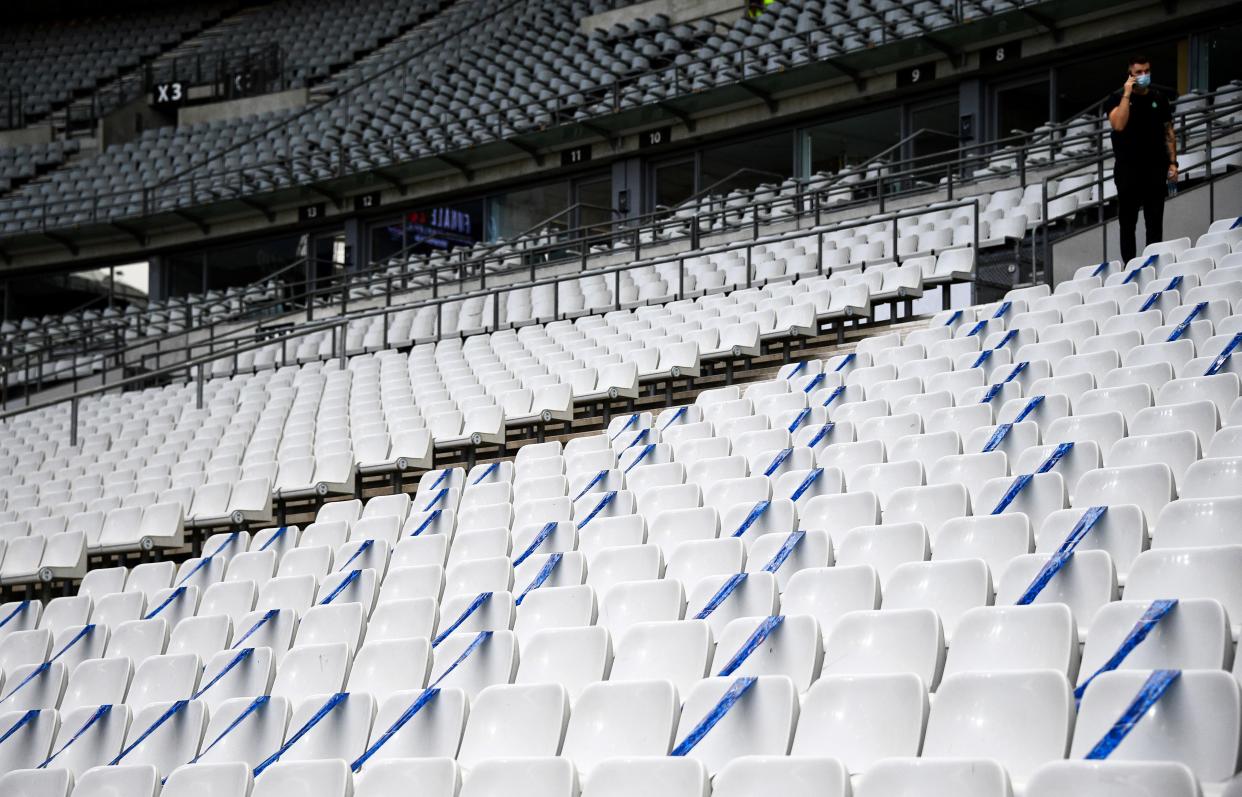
[196,363,204,409]
[70,397,78,447]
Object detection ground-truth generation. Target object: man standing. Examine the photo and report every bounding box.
[1104,55,1178,263]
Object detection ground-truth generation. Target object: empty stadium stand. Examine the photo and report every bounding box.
[2,0,1242,794]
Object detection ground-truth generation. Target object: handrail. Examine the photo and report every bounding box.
[0,0,1045,234]
[0,196,983,424]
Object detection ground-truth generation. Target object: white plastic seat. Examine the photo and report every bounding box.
[781,565,880,634]
[514,626,611,701]
[712,756,849,797]
[562,679,681,774]
[0,706,58,773]
[1151,497,1242,548]
[672,675,798,775]
[996,549,1118,637]
[121,699,207,778]
[854,758,1011,797]
[579,758,708,797]
[1026,760,1201,797]
[1126,545,1242,637]
[882,558,992,637]
[429,630,518,699]
[923,669,1073,782]
[1070,669,1240,783]
[250,760,351,797]
[975,471,1067,530]
[161,762,254,797]
[71,765,161,797]
[791,672,928,773]
[271,643,350,703]
[0,769,72,797]
[686,572,779,635]
[820,608,944,686]
[945,604,1079,678]
[932,513,1032,574]
[1079,598,1230,686]
[1037,505,1146,582]
[710,614,822,691]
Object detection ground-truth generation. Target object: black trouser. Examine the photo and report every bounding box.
[1116,174,1167,264]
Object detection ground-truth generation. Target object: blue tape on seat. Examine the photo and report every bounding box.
[991,301,1012,319]
[695,573,748,619]
[1166,302,1207,342]
[318,569,362,606]
[994,328,1020,350]
[718,616,785,677]
[350,687,440,772]
[431,629,492,687]
[833,353,856,372]
[1,624,97,705]
[231,609,280,650]
[38,704,111,768]
[1075,599,1178,702]
[1092,261,1111,277]
[252,691,349,776]
[981,423,1013,453]
[789,470,823,502]
[763,531,806,572]
[0,709,39,747]
[1015,505,1107,604]
[660,406,688,431]
[971,348,994,369]
[177,531,241,587]
[610,413,639,442]
[1005,361,1029,383]
[0,600,30,630]
[944,309,963,326]
[516,552,563,606]
[574,468,611,501]
[1232,217,1242,229]
[144,586,188,620]
[979,384,1004,405]
[670,676,758,756]
[433,592,492,647]
[802,373,825,394]
[623,427,650,451]
[786,361,807,379]
[821,385,846,407]
[337,539,374,572]
[427,468,452,492]
[193,647,255,700]
[409,508,443,537]
[513,521,558,568]
[806,422,836,449]
[966,319,990,337]
[110,699,190,765]
[1037,441,1074,473]
[731,500,771,538]
[1084,669,1181,760]
[787,407,813,433]
[763,448,794,477]
[576,490,617,530]
[990,473,1033,514]
[258,526,290,552]
[190,695,270,765]
[471,462,499,485]
[1013,395,1045,423]
[624,443,657,474]
[1204,333,1242,376]
[1138,290,1163,313]
[422,488,450,512]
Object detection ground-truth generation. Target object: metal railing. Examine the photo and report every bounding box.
[0,0,1042,234]
[0,196,982,436]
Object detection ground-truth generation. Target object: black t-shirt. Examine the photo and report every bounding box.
[1104,88,1172,181]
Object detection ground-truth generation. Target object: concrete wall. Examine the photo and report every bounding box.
[98,96,175,149]
[178,87,310,128]
[1052,170,1242,280]
[0,125,53,149]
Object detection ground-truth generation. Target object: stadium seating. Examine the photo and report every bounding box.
[0,212,1241,794]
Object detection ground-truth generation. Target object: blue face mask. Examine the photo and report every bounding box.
[1136,74,1151,88]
